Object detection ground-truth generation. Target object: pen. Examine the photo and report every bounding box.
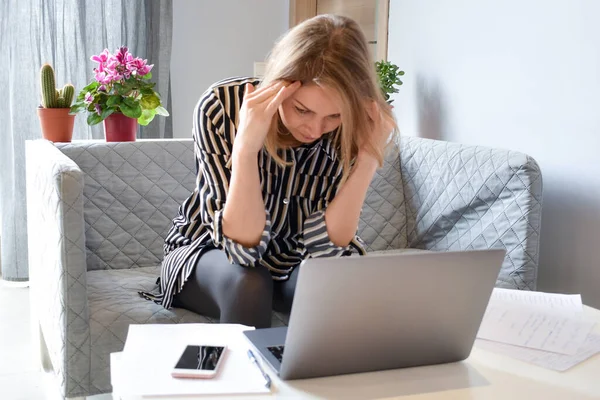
[247,349,272,389]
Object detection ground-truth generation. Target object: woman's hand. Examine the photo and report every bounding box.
[233,80,301,155]
[357,101,395,165]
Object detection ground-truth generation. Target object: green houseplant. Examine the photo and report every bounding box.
[71,46,169,142]
[375,60,404,104]
[37,64,76,142]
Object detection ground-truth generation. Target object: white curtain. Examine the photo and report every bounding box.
[0,0,173,281]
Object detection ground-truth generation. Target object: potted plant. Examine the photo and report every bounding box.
[375,60,405,104]
[37,64,76,142]
[70,46,169,142]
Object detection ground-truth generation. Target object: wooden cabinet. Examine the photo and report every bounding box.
[289,0,389,61]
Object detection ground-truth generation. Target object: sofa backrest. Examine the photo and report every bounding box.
[57,139,408,270]
[58,140,196,270]
[357,148,409,251]
[398,136,543,290]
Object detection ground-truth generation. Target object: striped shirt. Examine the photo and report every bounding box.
[142,77,366,309]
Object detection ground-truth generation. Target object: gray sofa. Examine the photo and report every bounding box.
[25,137,542,398]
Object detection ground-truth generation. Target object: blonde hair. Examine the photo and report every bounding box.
[260,14,398,183]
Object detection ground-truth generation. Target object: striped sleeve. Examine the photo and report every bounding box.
[193,87,272,266]
[302,172,366,258]
[302,210,364,257]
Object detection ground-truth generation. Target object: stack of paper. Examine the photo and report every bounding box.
[476,288,600,371]
[115,323,271,397]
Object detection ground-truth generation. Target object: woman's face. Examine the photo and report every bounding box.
[278,83,342,144]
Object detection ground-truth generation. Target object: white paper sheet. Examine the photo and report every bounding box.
[476,333,600,371]
[477,301,595,355]
[117,324,271,397]
[490,288,583,314]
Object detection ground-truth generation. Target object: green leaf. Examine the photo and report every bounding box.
[375,60,405,98]
[106,95,122,107]
[82,81,99,93]
[100,107,115,121]
[140,88,155,96]
[142,72,152,80]
[123,97,138,108]
[69,102,85,114]
[138,81,156,91]
[114,83,130,96]
[138,109,156,126]
[140,93,161,110]
[155,106,169,116]
[120,101,142,119]
[87,112,103,125]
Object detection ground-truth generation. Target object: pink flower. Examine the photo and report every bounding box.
[115,47,132,64]
[94,70,110,84]
[84,92,94,104]
[106,58,119,73]
[90,46,155,85]
[98,85,106,92]
[108,70,123,82]
[126,57,153,77]
[139,64,153,76]
[90,49,110,64]
[94,104,102,115]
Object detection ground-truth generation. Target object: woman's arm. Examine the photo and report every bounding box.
[323,154,378,247]
[221,81,301,247]
[221,148,266,248]
[191,84,272,266]
[324,102,395,247]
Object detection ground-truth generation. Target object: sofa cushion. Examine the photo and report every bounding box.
[87,266,288,393]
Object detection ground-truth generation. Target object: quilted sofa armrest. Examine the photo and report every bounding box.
[399,136,543,290]
[26,139,90,396]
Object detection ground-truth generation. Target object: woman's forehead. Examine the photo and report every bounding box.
[291,83,342,115]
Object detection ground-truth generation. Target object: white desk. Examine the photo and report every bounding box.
[111,306,600,400]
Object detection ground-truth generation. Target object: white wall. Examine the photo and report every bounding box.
[170,0,289,139]
[388,0,600,307]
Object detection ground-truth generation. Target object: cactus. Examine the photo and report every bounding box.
[40,64,75,108]
[62,84,75,106]
[41,64,57,108]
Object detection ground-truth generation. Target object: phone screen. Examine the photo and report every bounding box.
[174,345,225,371]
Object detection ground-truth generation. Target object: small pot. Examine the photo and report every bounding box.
[103,112,138,142]
[37,107,75,143]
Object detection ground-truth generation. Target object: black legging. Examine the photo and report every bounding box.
[172,249,300,329]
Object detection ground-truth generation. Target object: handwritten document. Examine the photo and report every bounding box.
[490,288,583,314]
[477,304,595,355]
[477,289,595,356]
[476,333,600,371]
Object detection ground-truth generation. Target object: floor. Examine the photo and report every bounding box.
[0,280,112,400]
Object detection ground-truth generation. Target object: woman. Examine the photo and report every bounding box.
[140,14,397,328]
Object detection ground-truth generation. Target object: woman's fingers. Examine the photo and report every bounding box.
[266,81,301,115]
[363,100,395,149]
[365,100,379,123]
[244,82,255,96]
[245,81,285,103]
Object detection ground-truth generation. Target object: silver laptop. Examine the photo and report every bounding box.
[243,249,505,380]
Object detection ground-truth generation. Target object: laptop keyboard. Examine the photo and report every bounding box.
[267,345,285,362]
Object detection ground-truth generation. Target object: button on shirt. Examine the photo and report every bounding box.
[141,77,366,309]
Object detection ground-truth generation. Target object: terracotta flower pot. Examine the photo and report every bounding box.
[103,113,138,142]
[37,107,75,143]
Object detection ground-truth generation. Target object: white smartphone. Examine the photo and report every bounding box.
[171,344,227,379]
